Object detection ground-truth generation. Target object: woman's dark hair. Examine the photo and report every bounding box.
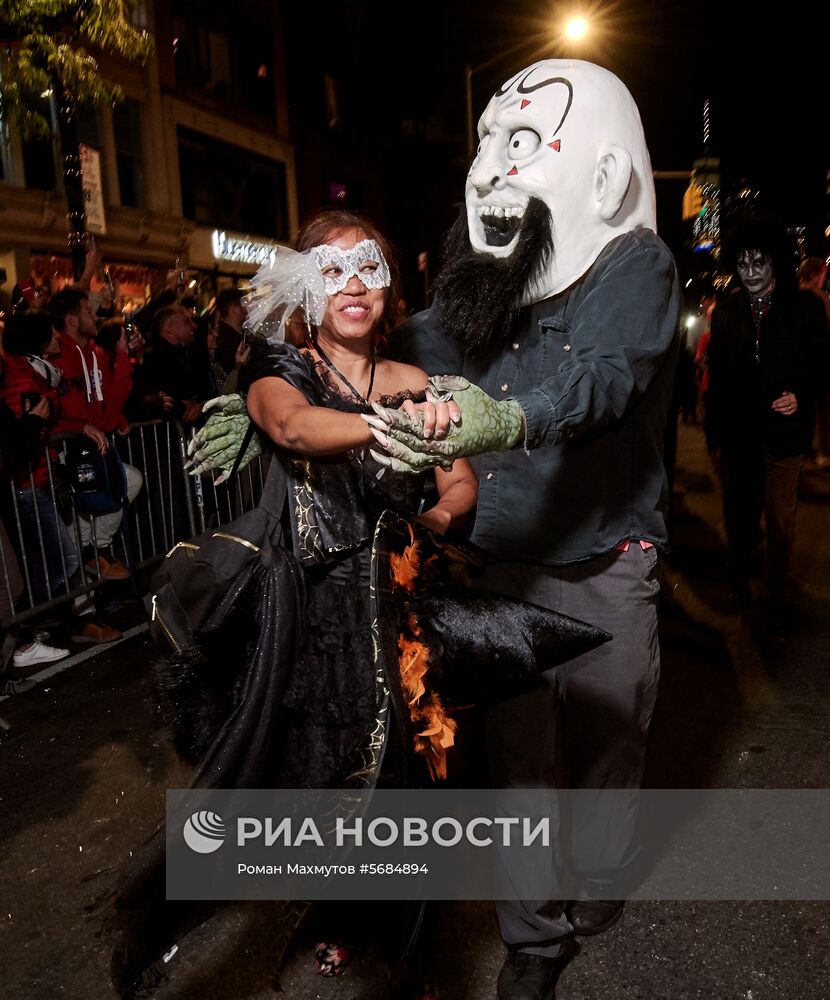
[294,209,405,345]
[96,317,125,369]
[1,309,54,357]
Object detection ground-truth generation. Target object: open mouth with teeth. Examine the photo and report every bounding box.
[477,205,526,247]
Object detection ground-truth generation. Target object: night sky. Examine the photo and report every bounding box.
[284,1,828,297]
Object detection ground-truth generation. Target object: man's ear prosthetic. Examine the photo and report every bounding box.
[595,145,633,222]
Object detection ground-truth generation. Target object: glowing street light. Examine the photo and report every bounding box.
[564,16,589,41]
[464,15,592,156]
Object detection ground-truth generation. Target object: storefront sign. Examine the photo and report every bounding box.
[211,229,280,266]
[80,143,107,235]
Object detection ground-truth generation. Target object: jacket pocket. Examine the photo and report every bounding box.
[540,317,574,372]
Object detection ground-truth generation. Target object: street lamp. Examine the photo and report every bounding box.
[564,16,589,40]
[464,16,592,157]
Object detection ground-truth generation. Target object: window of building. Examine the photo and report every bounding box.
[128,0,148,28]
[112,98,144,208]
[21,94,56,191]
[171,2,275,119]
[19,100,102,193]
[323,178,363,210]
[21,141,56,191]
[177,127,288,240]
[76,104,101,147]
[0,114,10,183]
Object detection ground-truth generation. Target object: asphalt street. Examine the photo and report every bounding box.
[1,420,829,1000]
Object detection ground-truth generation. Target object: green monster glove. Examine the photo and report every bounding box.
[362,375,524,473]
[184,393,262,483]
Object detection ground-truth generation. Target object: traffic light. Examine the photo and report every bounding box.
[682,182,704,221]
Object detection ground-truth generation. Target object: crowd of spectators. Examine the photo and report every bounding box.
[0,250,250,694]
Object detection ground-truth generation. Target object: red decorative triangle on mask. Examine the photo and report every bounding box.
[507,166,519,176]
[520,99,531,109]
[548,140,561,152]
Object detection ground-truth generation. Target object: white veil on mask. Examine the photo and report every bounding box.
[241,247,328,344]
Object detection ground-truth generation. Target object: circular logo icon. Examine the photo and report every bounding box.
[183,811,226,854]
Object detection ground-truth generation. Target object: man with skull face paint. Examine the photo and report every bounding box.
[704,223,830,611]
[376,61,681,999]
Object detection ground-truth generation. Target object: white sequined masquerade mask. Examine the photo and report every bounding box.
[243,239,391,343]
[312,239,391,294]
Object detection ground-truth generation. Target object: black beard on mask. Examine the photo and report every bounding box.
[433,198,554,359]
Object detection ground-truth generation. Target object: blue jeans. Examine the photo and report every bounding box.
[13,486,80,606]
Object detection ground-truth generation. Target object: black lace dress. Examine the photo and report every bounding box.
[105,343,428,998]
[241,340,425,788]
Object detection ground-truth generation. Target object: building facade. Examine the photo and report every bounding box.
[0,0,298,310]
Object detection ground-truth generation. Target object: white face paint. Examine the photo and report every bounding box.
[736,250,775,297]
[312,239,391,295]
[466,59,657,299]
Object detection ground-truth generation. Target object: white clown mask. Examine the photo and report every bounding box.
[466,59,657,299]
[312,239,391,295]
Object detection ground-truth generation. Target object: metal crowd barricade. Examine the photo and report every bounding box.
[1,419,268,629]
[119,419,268,563]
[186,439,269,537]
[2,432,104,627]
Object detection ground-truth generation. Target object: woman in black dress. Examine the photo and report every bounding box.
[107,210,477,998]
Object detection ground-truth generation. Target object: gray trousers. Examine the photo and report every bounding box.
[481,544,662,956]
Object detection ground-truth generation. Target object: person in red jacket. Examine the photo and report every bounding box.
[0,311,80,605]
[1,310,122,645]
[49,287,143,588]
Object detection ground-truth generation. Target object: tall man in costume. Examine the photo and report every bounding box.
[186,58,679,1000]
[365,60,680,1000]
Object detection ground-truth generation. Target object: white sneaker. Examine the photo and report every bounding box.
[12,639,70,668]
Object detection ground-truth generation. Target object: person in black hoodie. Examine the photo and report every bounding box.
[704,222,830,609]
[140,304,214,425]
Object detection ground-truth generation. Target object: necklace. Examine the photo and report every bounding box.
[308,336,376,404]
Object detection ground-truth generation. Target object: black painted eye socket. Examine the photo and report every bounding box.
[736,253,770,272]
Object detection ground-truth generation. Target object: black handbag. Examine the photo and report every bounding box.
[145,454,287,654]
